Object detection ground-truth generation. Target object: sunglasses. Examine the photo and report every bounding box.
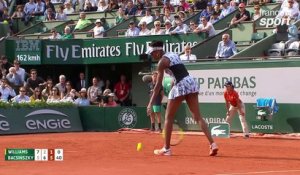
[20,90,26,92]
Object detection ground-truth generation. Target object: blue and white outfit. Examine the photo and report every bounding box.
[163,52,199,99]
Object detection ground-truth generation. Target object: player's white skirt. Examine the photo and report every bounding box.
[168,75,199,100]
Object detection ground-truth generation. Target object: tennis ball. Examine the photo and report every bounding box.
[3,20,8,25]
[136,142,143,151]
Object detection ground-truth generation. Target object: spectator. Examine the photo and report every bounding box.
[100,18,110,31]
[61,81,76,101]
[23,0,36,25]
[252,5,261,21]
[200,2,214,22]
[115,8,127,25]
[215,33,237,59]
[177,11,186,21]
[0,0,7,17]
[0,79,16,102]
[12,86,30,103]
[114,74,131,106]
[144,0,152,8]
[13,60,26,84]
[34,0,45,16]
[179,0,190,11]
[164,20,172,34]
[75,72,87,91]
[153,0,164,6]
[170,19,189,34]
[6,67,23,94]
[1,55,12,75]
[92,19,105,38]
[61,26,74,39]
[194,16,216,37]
[125,21,140,37]
[87,77,102,105]
[48,28,62,39]
[276,0,299,20]
[163,8,174,25]
[139,21,151,36]
[108,0,119,11]
[74,88,90,106]
[187,6,196,17]
[138,8,153,25]
[209,11,220,24]
[274,16,298,47]
[42,78,54,98]
[102,79,113,92]
[26,69,45,96]
[11,5,25,19]
[219,0,235,20]
[103,93,118,107]
[55,74,67,96]
[44,0,56,15]
[84,1,97,12]
[55,4,67,20]
[74,12,92,31]
[98,88,111,107]
[180,45,197,62]
[213,3,222,17]
[163,0,175,12]
[189,20,197,32]
[46,86,61,103]
[63,1,75,14]
[151,20,165,35]
[30,87,45,102]
[44,8,56,21]
[230,3,251,26]
[192,0,207,10]
[135,3,145,16]
[125,0,137,16]
[97,0,108,12]
[153,9,163,22]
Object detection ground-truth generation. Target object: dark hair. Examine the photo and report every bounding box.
[150,40,164,47]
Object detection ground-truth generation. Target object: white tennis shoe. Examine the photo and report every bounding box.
[154,147,172,156]
[209,143,218,156]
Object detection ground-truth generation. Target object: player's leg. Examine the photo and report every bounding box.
[154,96,184,156]
[237,103,249,137]
[150,110,155,131]
[185,93,218,156]
[185,93,214,144]
[225,105,237,125]
[164,96,185,149]
[155,111,162,132]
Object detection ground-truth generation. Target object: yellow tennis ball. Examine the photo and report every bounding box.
[136,142,143,151]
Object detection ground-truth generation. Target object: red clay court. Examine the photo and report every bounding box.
[1,132,300,175]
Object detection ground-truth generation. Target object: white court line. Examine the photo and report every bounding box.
[216,170,300,175]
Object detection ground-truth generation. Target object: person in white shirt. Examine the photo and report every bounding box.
[138,8,153,25]
[97,0,108,12]
[219,0,235,19]
[150,20,165,35]
[164,20,172,34]
[125,21,140,37]
[63,1,75,14]
[139,21,151,36]
[194,16,216,37]
[92,19,105,38]
[180,45,197,62]
[48,28,62,39]
[170,19,189,34]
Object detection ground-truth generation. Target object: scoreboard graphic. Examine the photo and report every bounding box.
[5,148,63,161]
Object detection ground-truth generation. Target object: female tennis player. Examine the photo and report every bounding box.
[146,41,218,156]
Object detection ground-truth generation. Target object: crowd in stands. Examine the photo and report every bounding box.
[2,0,300,59]
[0,56,133,107]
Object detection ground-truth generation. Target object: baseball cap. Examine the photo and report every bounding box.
[224,81,234,87]
[207,2,212,6]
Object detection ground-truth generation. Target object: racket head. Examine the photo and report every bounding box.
[162,120,184,146]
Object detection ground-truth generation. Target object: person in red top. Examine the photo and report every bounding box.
[224,81,249,138]
[114,74,131,106]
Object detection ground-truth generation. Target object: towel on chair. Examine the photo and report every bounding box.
[256,98,279,114]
